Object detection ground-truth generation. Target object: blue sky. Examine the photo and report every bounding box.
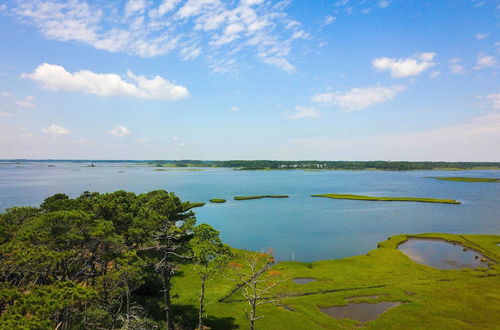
[0,0,498,160]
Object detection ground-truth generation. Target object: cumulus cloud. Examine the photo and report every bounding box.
[9,0,305,72]
[43,124,70,137]
[108,125,131,137]
[287,106,321,119]
[231,106,239,112]
[372,52,436,78]
[22,63,189,100]
[475,54,496,69]
[312,85,405,111]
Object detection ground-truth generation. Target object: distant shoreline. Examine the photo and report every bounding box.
[2,159,500,172]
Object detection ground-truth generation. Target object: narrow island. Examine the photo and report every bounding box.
[210,198,226,203]
[312,193,461,204]
[234,195,289,200]
[184,202,206,210]
[431,177,500,183]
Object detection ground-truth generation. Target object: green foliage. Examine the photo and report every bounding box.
[0,190,196,329]
[312,193,461,204]
[234,195,289,200]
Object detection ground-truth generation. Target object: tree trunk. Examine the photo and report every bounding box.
[163,270,174,330]
[198,276,206,330]
[250,298,256,330]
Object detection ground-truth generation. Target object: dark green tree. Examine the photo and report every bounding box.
[191,224,232,329]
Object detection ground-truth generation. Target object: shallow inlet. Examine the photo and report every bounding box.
[292,278,316,284]
[398,238,489,270]
[320,302,402,322]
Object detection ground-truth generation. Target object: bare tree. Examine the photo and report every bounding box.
[230,249,286,330]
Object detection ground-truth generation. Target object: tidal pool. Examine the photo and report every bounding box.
[320,302,402,322]
[398,238,489,270]
[292,278,316,284]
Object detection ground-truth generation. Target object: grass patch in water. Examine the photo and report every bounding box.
[431,177,500,183]
[210,198,227,203]
[234,195,289,200]
[183,202,206,210]
[312,193,461,204]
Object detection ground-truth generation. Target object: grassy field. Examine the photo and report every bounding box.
[171,233,499,329]
[210,198,227,203]
[431,177,500,183]
[312,193,461,205]
[234,195,289,200]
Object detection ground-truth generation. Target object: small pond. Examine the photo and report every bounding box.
[293,278,316,284]
[320,302,402,322]
[398,238,489,270]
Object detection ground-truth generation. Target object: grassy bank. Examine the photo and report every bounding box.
[312,193,461,204]
[234,195,289,200]
[431,176,500,182]
[172,233,499,329]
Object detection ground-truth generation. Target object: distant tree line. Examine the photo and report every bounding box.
[151,160,500,171]
[3,159,500,170]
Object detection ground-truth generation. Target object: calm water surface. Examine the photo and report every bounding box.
[398,238,488,269]
[0,162,499,262]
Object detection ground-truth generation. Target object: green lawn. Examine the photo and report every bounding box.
[171,233,500,329]
[431,177,500,183]
[312,193,461,204]
[234,195,289,200]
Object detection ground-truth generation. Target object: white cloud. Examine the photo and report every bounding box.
[312,85,405,111]
[10,0,304,72]
[475,54,496,69]
[172,136,179,140]
[231,106,239,112]
[324,15,336,25]
[260,57,295,73]
[13,95,35,108]
[449,57,466,74]
[378,1,391,8]
[108,125,131,137]
[125,0,146,18]
[372,52,436,78]
[475,33,489,40]
[149,0,181,18]
[43,124,70,137]
[287,106,321,119]
[22,63,189,100]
